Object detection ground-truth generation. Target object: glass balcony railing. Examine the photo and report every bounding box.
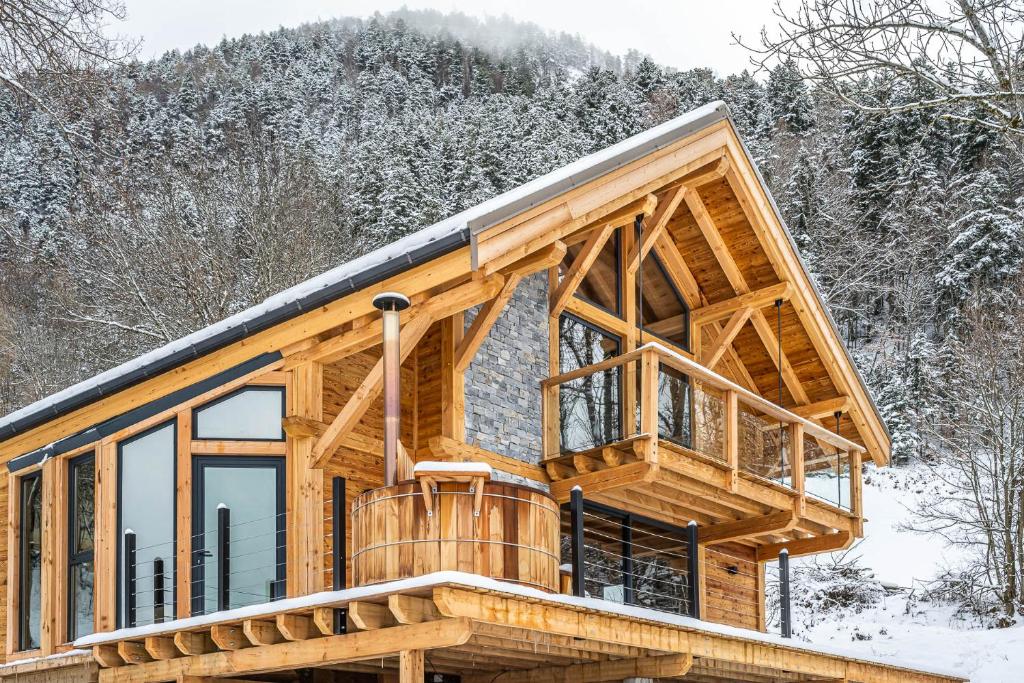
[541,342,863,513]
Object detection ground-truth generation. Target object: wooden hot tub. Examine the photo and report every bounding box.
[350,479,561,592]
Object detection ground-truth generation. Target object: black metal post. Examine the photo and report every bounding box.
[124,530,137,628]
[779,548,792,638]
[621,512,634,604]
[153,557,165,624]
[217,504,230,612]
[686,521,700,619]
[570,486,585,597]
[332,476,347,634]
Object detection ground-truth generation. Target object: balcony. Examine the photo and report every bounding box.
[540,342,864,559]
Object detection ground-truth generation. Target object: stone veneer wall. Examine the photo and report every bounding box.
[464,272,549,484]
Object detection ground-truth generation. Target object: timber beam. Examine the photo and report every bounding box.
[284,273,505,369]
[756,531,854,561]
[464,654,692,683]
[96,618,474,682]
[455,272,523,372]
[698,510,798,545]
[550,224,617,317]
[700,306,752,369]
[310,274,506,467]
[626,186,686,274]
[690,281,793,325]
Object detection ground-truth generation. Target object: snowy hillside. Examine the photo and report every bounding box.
[786,464,1024,683]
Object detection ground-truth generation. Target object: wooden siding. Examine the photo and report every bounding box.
[703,543,761,632]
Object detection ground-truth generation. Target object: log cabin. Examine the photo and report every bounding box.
[0,101,966,683]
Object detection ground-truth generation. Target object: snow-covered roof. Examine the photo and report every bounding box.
[0,98,886,453]
[70,571,966,680]
[0,102,730,444]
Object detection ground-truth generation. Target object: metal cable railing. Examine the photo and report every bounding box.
[122,476,349,634]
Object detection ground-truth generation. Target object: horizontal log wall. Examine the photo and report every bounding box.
[703,542,761,631]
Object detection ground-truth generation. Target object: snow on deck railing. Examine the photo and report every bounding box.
[71,571,966,681]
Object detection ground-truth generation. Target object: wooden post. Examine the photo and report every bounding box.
[724,390,738,491]
[441,315,465,442]
[95,440,117,634]
[622,223,638,439]
[176,409,193,619]
[399,649,424,683]
[850,450,864,534]
[639,348,659,464]
[285,362,324,597]
[790,422,805,516]
[40,456,61,654]
[542,383,561,458]
[686,521,700,619]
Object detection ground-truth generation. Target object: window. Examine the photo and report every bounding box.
[637,253,689,350]
[559,229,621,315]
[68,453,95,640]
[18,472,43,650]
[191,458,285,615]
[558,315,622,452]
[193,386,285,441]
[119,421,176,626]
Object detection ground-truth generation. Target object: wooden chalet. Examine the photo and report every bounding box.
[0,102,965,683]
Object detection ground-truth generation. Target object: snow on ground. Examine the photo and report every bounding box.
[790,463,1022,683]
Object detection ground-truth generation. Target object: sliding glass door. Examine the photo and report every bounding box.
[191,457,285,615]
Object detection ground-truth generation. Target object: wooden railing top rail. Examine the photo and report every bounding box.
[644,342,864,453]
[539,341,864,454]
[541,347,646,388]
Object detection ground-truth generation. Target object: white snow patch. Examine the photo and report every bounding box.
[790,463,1016,683]
[0,649,91,671]
[72,570,963,679]
[413,461,493,476]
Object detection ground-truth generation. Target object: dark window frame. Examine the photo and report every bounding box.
[18,470,43,651]
[558,313,625,452]
[561,498,691,611]
[67,452,96,641]
[191,385,286,442]
[637,251,691,353]
[566,228,623,318]
[116,418,177,628]
[190,456,287,616]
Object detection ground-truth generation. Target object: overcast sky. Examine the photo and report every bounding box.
[120,0,779,76]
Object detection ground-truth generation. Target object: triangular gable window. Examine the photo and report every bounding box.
[637,253,689,351]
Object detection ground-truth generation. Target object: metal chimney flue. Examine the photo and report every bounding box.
[372,292,410,487]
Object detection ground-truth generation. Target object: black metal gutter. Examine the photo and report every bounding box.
[7,351,285,472]
[0,228,470,446]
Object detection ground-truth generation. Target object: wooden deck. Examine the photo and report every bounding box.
[74,578,964,683]
[545,436,858,561]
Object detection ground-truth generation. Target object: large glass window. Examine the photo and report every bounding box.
[68,454,95,640]
[558,315,622,452]
[193,387,285,441]
[19,472,42,650]
[559,229,621,315]
[191,458,285,615]
[119,421,176,626]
